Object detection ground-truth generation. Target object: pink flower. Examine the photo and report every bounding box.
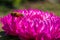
[1,9,60,40]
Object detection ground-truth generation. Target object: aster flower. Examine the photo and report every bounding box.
[1,9,60,40]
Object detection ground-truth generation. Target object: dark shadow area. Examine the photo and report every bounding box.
[55,38,60,40]
[0,1,15,9]
[0,31,19,40]
[0,3,14,9]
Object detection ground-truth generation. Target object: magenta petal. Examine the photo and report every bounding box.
[1,9,60,40]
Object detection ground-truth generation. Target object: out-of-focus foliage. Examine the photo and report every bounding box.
[0,0,59,9]
[0,0,60,16]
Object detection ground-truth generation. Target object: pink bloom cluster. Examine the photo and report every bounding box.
[1,9,60,40]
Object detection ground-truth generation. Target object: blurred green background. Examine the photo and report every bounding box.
[0,0,60,16]
[0,0,60,40]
